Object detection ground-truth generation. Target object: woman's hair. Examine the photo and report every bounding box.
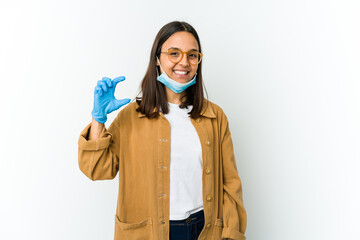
[135,21,208,119]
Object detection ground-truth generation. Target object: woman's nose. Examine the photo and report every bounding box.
[178,53,190,66]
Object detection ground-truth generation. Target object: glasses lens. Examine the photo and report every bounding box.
[168,49,182,63]
[166,49,202,65]
[188,51,201,64]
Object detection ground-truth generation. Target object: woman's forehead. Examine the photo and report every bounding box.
[162,31,199,51]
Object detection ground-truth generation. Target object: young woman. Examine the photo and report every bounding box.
[78,21,247,240]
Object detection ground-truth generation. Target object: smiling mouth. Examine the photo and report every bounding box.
[173,70,189,75]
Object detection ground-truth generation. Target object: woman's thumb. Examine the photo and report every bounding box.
[112,98,131,111]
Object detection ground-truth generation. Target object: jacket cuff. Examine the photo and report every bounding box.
[78,123,112,151]
[221,228,246,240]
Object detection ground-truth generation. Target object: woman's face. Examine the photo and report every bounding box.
[158,31,199,84]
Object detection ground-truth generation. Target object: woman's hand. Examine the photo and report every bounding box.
[91,76,131,124]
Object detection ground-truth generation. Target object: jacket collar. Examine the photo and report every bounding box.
[137,99,216,118]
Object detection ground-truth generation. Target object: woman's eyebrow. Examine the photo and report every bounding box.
[168,47,199,51]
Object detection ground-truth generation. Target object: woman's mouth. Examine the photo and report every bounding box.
[173,70,189,77]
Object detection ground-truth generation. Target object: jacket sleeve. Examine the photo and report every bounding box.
[77,115,121,181]
[220,113,247,240]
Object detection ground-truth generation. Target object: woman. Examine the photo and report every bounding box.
[78,21,247,240]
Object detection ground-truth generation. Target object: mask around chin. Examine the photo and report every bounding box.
[156,57,197,93]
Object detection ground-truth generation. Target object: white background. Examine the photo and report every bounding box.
[0,0,359,239]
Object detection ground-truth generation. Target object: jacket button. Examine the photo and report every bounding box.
[206,223,211,228]
[206,195,212,201]
[160,220,166,224]
[206,140,211,146]
[196,118,201,123]
[205,168,212,174]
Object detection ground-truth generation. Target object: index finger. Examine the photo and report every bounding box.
[112,76,126,85]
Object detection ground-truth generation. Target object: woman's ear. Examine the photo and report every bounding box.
[156,57,160,66]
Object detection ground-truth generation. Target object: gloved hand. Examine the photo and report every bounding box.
[91,76,131,124]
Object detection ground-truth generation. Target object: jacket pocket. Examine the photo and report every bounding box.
[212,218,223,240]
[114,215,154,240]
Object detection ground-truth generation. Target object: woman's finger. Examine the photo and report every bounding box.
[95,85,103,96]
[98,80,108,92]
[106,78,112,88]
[112,76,126,86]
[102,77,111,82]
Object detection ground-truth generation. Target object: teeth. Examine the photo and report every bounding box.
[174,71,188,75]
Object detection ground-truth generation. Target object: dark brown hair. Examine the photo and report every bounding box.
[135,21,208,119]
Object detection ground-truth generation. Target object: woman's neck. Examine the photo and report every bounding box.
[165,86,186,104]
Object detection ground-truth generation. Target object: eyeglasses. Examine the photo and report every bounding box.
[160,48,203,65]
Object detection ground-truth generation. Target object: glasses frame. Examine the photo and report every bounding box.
[160,48,203,65]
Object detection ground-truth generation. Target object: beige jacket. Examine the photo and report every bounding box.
[78,99,247,240]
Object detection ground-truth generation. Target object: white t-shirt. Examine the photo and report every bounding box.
[162,102,204,220]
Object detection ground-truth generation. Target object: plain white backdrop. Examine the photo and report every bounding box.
[0,0,359,239]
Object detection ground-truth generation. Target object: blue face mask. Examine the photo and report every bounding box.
[156,57,196,94]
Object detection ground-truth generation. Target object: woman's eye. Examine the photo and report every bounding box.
[189,54,198,59]
[170,52,179,56]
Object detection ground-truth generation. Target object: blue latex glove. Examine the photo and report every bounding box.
[91,76,131,124]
